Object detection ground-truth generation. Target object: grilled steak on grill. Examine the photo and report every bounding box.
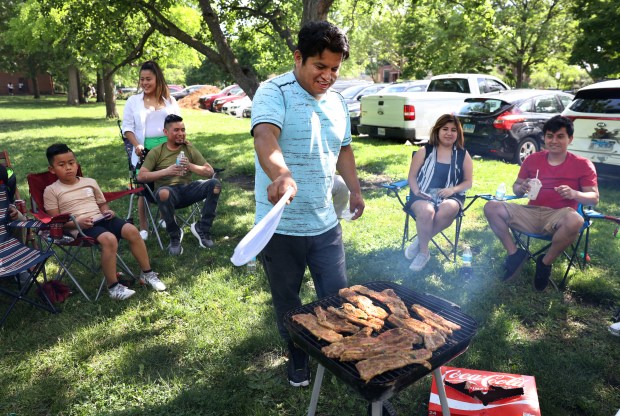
[412,304,462,331]
[339,328,422,361]
[423,331,447,351]
[356,350,432,382]
[291,284,466,382]
[322,327,375,358]
[314,306,362,334]
[387,314,435,335]
[322,328,423,361]
[292,313,344,343]
[350,285,410,318]
[327,303,385,331]
[339,288,390,320]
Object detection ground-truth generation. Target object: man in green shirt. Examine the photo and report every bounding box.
[138,114,221,255]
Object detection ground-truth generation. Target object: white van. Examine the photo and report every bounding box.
[562,80,620,175]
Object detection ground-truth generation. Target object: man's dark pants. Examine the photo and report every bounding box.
[156,179,220,238]
[260,223,347,342]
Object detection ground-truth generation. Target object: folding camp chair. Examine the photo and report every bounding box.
[381,179,464,262]
[27,167,141,301]
[118,120,210,248]
[509,204,592,290]
[581,207,620,265]
[0,185,57,326]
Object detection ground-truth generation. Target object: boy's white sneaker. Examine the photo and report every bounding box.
[140,271,166,291]
[108,284,136,300]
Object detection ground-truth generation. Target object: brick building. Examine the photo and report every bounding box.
[0,72,54,95]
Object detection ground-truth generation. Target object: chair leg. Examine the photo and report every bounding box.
[453,216,462,263]
[402,214,410,250]
[143,199,164,250]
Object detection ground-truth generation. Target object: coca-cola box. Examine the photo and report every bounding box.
[428,366,541,416]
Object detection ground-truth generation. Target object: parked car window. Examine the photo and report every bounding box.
[429,79,469,93]
[534,96,562,113]
[569,89,620,114]
[558,95,573,108]
[517,100,533,112]
[486,79,508,93]
[477,78,489,94]
[405,84,427,92]
[459,99,505,115]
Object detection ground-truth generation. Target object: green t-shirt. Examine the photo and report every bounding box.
[142,142,207,188]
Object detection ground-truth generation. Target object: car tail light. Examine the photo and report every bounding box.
[493,109,526,130]
[404,105,415,121]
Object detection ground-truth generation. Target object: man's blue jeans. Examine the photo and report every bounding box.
[155,179,221,238]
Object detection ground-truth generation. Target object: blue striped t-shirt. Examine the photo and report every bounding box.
[251,71,351,236]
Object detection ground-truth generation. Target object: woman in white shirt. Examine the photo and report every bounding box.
[122,61,180,240]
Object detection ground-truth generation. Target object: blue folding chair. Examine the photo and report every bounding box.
[509,204,592,290]
[381,179,464,262]
[0,185,57,326]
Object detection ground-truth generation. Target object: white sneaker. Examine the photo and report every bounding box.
[404,237,420,260]
[158,219,165,229]
[140,271,166,291]
[609,322,620,337]
[409,252,431,272]
[139,230,149,240]
[108,283,136,300]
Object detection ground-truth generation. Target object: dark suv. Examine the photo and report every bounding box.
[457,89,574,165]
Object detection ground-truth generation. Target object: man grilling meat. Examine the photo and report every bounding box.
[251,21,365,387]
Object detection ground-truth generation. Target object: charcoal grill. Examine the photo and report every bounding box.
[283,281,478,416]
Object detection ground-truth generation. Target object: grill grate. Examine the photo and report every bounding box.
[284,281,478,402]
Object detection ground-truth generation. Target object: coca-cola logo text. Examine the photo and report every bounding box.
[444,369,525,389]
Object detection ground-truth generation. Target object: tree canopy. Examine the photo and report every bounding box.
[0,0,612,114]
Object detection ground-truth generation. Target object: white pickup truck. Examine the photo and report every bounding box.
[357,74,510,143]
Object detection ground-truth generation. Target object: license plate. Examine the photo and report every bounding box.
[377,127,386,136]
[589,139,615,151]
[463,123,475,134]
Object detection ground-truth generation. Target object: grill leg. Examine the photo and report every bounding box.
[307,364,325,416]
[434,367,451,416]
[370,401,383,416]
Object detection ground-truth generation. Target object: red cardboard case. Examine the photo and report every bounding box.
[428,366,541,416]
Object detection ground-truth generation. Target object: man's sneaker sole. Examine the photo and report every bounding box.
[190,223,209,249]
[288,379,310,387]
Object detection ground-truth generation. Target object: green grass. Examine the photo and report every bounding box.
[0,95,619,415]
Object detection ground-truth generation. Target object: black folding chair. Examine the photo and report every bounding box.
[0,185,57,325]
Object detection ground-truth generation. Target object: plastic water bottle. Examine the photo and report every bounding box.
[495,182,506,201]
[176,151,185,166]
[462,246,472,267]
[247,256,257,273]
[460,246,473,279]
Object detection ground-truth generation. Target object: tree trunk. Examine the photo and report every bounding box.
[301,0,335,25]
[31,75,40,99]
[67,65,80,106]
[96,71,104,102]
[514,60,524,88]
[103,67,118,119]
[77,71,87,104]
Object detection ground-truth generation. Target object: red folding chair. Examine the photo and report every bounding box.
[27,167,142,301]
